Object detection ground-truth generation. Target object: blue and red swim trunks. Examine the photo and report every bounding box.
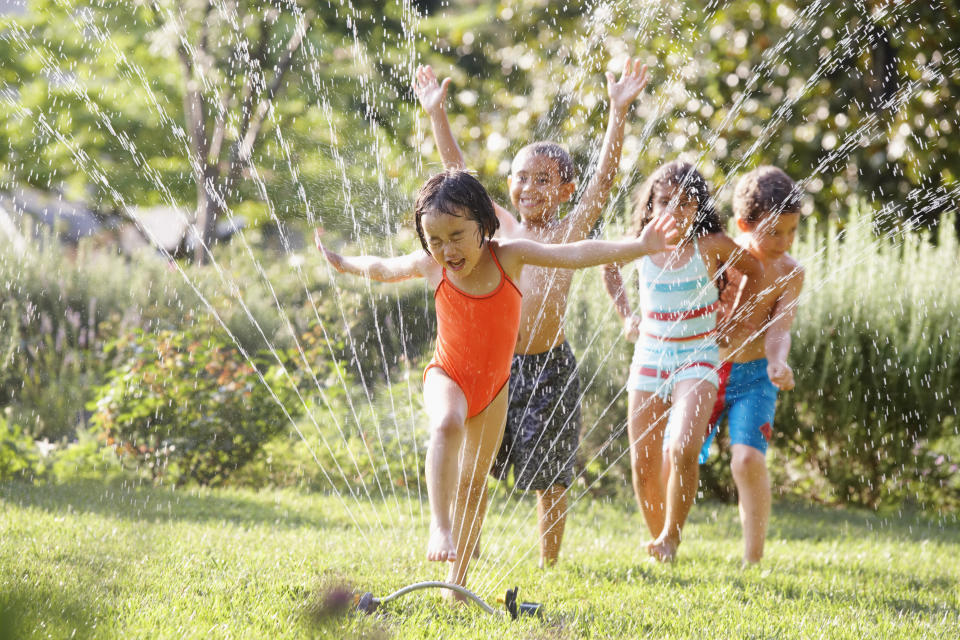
[698,358,778,462]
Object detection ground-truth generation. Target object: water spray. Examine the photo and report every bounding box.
[355,582,542,620]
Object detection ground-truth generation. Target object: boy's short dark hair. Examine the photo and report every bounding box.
[733,166,802,223]
[516,142,577,183]
[414,170,499,251]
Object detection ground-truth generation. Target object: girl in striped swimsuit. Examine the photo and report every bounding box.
[604,160,763,562]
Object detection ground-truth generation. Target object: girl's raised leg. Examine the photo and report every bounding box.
[649,378,716,562]
[627,389,670,538]
[423,368,469,563]
[447,383,509,592]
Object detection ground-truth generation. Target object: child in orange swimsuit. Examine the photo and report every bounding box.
[317,170,678,596]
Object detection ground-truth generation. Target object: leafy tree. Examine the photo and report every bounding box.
[413,0,959,229]
[2,0,956,261]
[0,0,422,262]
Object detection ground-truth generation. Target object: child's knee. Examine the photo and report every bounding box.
[430,412,465,441]
[630,452,660,479]
[668,440,700,468]
[730,446,765,478]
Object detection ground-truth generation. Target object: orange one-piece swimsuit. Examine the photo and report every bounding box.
[423,243,523,418]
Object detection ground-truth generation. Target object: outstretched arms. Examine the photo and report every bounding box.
[315,229,431,283]
[503,213,676,271]
[563,58,649,240]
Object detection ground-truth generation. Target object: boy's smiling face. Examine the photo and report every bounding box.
[508,151,576,225]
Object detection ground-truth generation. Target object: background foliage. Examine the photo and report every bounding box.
[1,0,958,509]
[2,1,957,236]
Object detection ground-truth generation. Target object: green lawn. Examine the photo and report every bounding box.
[1,480,958,639]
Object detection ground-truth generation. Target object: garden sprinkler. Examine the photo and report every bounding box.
[355,582,543,620]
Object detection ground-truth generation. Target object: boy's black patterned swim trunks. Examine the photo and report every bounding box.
[490,341,581,491]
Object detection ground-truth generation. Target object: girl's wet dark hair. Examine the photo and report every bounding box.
[631,160,722,238]
[414,170,499,252]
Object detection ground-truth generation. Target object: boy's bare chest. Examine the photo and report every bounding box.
[732,263,792,319]
[517,265,574,307]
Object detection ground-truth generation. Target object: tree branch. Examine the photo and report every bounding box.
[226,10,313,189]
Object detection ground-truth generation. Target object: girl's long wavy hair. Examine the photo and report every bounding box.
[632,160,728,295]
[631,160,722,239]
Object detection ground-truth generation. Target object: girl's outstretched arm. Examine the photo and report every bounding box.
[315,229,431,282]
[502,213,677,270]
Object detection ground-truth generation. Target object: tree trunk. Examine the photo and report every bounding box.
[193,164,220,264]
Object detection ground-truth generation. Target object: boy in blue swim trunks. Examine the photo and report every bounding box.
[699,166,805,565]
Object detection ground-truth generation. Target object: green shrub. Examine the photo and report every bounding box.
[90,318,300,486]
[778,210,960,508]
[0,414,41,481]
[233,355,431,505]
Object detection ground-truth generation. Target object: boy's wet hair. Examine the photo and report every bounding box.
[516,142,577,183]
[631,160,722,238]
[414,170,499,251]
[733,166,802,223]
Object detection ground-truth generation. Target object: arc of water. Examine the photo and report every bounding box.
[0,85,380,544]
[5,9,400,538]
[128,0,418,525]
[200,0,407,523]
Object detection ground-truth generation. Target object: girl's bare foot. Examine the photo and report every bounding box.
[427,525,457,562]
[441,587,469,605]
[647,534,679,562]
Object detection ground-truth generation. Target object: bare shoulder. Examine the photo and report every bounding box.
[697,231,737,271]
[489,237,528,279]
[699,231,737,252]
[777,253,804,286]
[414,249,442,281]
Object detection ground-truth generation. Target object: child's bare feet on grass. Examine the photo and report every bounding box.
[441,587,469,605]
[427,525,457,562]
[647,534,679,563]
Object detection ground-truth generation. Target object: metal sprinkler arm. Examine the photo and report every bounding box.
[378,581,498,615]
[355,581,542,619]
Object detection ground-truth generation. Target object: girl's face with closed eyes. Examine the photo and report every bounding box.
[419,206,486,276]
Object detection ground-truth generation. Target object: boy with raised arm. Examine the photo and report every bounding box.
[414,58,649,567]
